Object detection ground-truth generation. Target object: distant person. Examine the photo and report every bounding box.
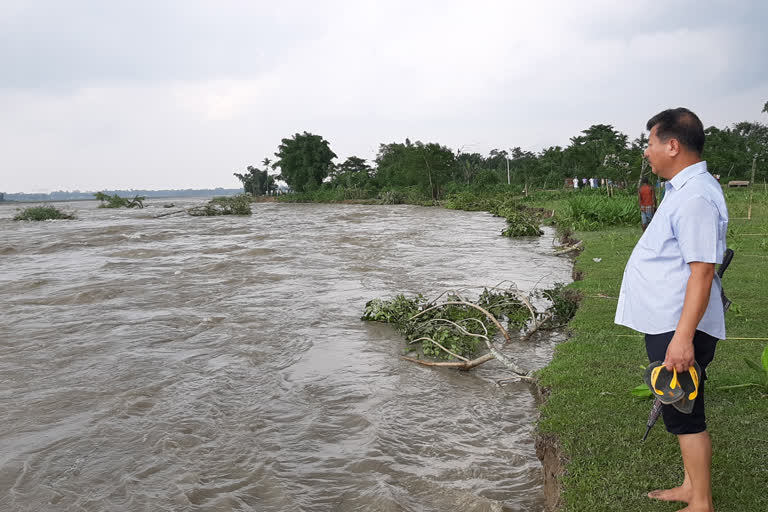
[582,177,588,187]
[616,107,728,512]
[573,177,579,189]
[638,177,656,231]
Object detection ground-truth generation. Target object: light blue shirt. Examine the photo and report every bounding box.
[615,161,728,339]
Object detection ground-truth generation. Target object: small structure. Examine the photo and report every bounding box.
[727,181,750,188]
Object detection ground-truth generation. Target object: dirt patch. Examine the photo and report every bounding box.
[535,432,567,511]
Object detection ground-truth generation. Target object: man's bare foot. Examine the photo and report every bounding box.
[647,485,692,503]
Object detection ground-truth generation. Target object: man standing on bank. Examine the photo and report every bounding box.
[638,176,656,231]
[615,108,728,512]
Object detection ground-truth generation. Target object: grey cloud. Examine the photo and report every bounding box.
[0,0,328,89]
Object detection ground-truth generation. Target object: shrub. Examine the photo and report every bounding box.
[558,194,637,230]
[94,192,145,208]
[501,210,544,237]
[13,205,75,221]
[188,195,252,216]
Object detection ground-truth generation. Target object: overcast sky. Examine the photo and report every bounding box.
[1,0,766,193]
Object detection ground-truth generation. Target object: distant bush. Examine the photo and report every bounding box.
[187,195,252,216]
[13,205,75,221]
[94,192,145,208]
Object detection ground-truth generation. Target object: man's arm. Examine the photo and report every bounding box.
[664,261,715,372]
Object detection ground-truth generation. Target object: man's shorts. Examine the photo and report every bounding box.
[640,205,654,226]
[645,330,718,435]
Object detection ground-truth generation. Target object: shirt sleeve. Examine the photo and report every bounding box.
[673,196,720,264]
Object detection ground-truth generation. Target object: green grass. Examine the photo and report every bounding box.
[531,188,768,511]
[13,205,75,221]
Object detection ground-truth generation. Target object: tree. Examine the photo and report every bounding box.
[564,124,630,181]
[328,156,372,188]
[273,132,337,192]
[234,165,276,195]
[456,152,484,184]
[703,123,768,180]
[763,101,767,114]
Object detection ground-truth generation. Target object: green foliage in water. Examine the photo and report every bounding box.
[94,192,145,209]
[362,286,578,360]
[501,210,544,237]
[539,283,581,324]
[187,195,252,216]
[442,192,544,237]
[363,293,495,359]
[13,205,75,221]
[441,191,500,212]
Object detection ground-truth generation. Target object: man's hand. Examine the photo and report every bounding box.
[664,333,695,373]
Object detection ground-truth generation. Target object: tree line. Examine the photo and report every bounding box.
[235,104,768,198]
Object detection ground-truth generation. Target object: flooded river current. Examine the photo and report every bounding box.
[0,200,571,511]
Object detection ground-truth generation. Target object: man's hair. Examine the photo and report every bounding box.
[646,107,705,155]
[641,177,649,185]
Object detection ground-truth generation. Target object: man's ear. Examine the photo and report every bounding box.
[668,138,681,156]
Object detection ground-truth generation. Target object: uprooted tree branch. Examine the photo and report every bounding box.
[153,195,253,217]
[362,282,580,381]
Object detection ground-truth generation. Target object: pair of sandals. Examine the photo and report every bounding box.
[644,361,702,414]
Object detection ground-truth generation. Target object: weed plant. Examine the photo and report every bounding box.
[558,193,637,230]
[188,195,252,216]
[94,192,145,208]
[13,205,75,221]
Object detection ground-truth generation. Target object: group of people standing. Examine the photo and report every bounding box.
[571,176,607,189]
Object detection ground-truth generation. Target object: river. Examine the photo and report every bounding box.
[0,199,571,511]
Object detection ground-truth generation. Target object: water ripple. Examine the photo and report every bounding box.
[0,200,571,511]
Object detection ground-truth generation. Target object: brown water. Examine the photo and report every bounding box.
[0,200,571,511]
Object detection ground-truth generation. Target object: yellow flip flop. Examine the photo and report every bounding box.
[671,361,702,414]
[643,361,684,404]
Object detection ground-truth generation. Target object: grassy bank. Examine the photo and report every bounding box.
[531,187,768,511]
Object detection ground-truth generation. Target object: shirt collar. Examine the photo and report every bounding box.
[667,161,708,190]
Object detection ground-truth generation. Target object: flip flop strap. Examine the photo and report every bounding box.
[670,368,678,389]
[650,366,679,396]
[688,366,699,400]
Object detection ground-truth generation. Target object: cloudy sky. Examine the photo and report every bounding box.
[1,0,766,193]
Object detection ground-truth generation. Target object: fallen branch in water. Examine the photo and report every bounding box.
[554,240,583,255]
[411,300,513,343]
[362,283,579,379]
[154,209,187,218]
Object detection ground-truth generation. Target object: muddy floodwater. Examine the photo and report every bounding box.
[0,200,571,511]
